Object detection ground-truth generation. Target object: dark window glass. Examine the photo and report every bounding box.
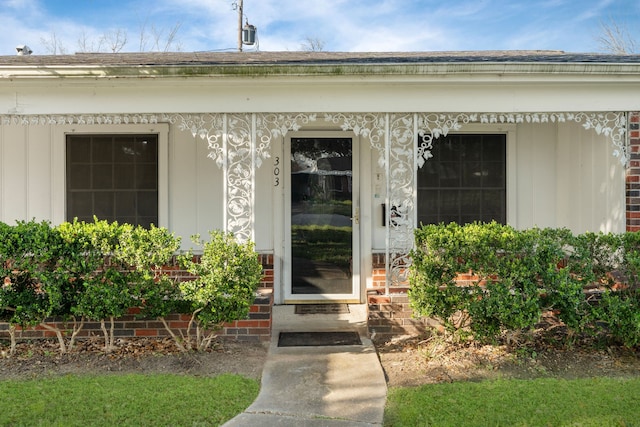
[66,134,158,227]
[417,134,506,225]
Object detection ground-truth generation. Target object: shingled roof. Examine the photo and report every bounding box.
[2,50,640,66]
[2,50,640,79]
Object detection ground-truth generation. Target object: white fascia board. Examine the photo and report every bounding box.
[2,75,639,115]
[2,62,640,80]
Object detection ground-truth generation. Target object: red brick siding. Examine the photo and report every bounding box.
[1,253,274,343]
[628,112,640,231]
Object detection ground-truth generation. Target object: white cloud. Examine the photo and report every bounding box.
[0,0,636,55]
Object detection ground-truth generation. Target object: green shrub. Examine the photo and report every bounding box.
[408,222,472,332]
[0,220,66,354]
[177,231,264,351]
[408,222,614,344]
[117,223,182,321]
[55,219,182,352]
[594,290,640,347]
[56,219,139,352]
[0,220,267,354]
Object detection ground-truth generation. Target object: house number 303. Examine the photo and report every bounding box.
[273,157,280,186]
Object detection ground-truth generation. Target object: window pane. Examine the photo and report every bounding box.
[439,162,460,187]
[483,135,506,160]
[136,217,155,229]
[460,190,481,215]
[68,193,93,217]
[92,137,113,162]
[94,192,114,219]
[137,138,157,162]
[461,162,482,187]
[92,164,113,189]
[137,191,158,218]
[417,133,506,225]
[418,161,439,187]
[114,165,136,189]
[440,191,459,215]
[435,138,459,161]
[67,134,158,227]
[114,137,136,163]
[115,192,136,217]
[68,136,91,163]
[136,164,157,189]
[417,190,439,216]
[483,162,505,187]
[460,135,482,160]
[483,190,505,219]
[68,165,91,190]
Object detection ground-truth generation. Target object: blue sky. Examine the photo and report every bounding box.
[1,0,639,55]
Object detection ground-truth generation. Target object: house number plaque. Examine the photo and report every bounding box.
[273,156,280,186]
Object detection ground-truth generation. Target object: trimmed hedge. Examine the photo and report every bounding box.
[1,219,262,354]
[409,222,640,347]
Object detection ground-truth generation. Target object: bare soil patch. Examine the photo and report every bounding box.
[0,337,268,381]
[376,333,640,388]
[2,333,639,388]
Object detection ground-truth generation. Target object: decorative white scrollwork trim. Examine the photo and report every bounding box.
[386,114,416,289]
[479,112,628,163]
[418,112,628,166]
[165,113,227,167]
[2,111,626,164]
[1,114,159,126]
[225,114,253,242]
[164,113,320,170]
[255,113,317,168]
[325,113,387,167]
[163,113,321,240]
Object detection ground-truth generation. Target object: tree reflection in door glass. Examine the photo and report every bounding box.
[291,138,353,294]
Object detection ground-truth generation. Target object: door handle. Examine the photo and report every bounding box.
[351,207,360,225]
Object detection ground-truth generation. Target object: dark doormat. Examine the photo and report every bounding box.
[278,331,362,347]
[295,304,350,314]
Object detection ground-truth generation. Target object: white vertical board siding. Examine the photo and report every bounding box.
[168,125,197,241]
[514,122,558,229]
[556,121,624,233]
[1,125,28,222]
[514,121,624,234]
[168,126,224,249]
[254,149,274,251]
[27,125,53,221]
[194,131,223,239]
[0,124,54,223]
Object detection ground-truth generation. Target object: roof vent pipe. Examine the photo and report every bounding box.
[16,45,32,55]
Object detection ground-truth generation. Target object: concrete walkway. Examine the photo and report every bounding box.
[223,304,387,426]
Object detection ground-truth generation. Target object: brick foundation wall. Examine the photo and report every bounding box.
[368,294,427,340]
[627,112,640,231]
[220,290,272,341]
[1,253,274,344]
[368,252,421,341]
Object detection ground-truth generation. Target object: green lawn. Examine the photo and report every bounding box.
[385,377,640,427]
[1,373,259,427]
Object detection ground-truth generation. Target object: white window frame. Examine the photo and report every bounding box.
[416,124,517,227]
[53,123,169,227]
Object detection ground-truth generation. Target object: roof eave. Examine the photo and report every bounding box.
[2,62,640,79]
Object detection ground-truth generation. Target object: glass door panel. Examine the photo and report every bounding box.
[290,137,353,295]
